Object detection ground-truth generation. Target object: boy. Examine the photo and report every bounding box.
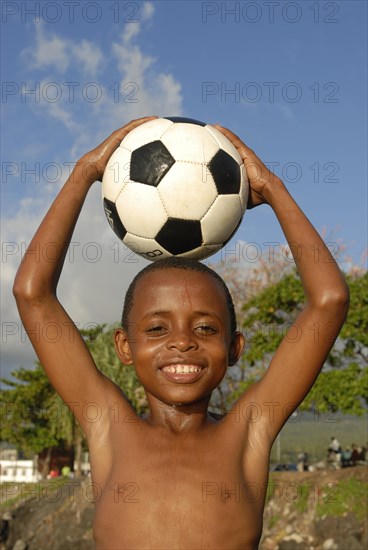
[13,117,349,549]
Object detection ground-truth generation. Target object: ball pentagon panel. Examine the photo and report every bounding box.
[208,149,241,195]
[155,218,203,256]
[103,198,127,241]
[130,141,175,187]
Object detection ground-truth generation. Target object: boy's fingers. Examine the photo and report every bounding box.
[114,116,158,137]
[100,117,158,159]
[213,124,264,170]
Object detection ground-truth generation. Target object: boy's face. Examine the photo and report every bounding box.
[116,268,244,407]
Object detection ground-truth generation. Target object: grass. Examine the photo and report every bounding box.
[316,477,368,520]
[268,513,281,529]
[293,483,310,513]
[0,477,69,509]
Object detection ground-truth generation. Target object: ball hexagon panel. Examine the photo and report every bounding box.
[120,118,173,150]
[158,162,218,220]
[103,198,127,241]
[130,141,175,187]
[205,125,243,165]
[123,234,169,260]
[102,147,131,202]
[208,150,241,194]
[239,165,249,212]
[201,195,242,244]
[161,123,219,164]
[179,243,222,260]
[155,218,203,255]
[115,182,167,238]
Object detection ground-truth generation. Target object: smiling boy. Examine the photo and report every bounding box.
[13,117,349,549]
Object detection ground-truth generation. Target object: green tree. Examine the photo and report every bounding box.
[213,269,367,415]
[339,272,368,361]
[301,362,368,415]
[0,364,73,476]
[0,326,148,478]
[80,324,148,414]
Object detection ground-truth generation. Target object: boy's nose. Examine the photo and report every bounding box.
[167,329,198,352]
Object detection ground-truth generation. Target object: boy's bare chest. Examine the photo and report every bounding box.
[92,425,268,549]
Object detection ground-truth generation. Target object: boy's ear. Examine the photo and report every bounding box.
[114,328,133,365]
[228,331,245,367]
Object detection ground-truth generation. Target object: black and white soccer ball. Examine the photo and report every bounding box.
[102,117,249,261]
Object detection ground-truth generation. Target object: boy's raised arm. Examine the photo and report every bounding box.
[215,126,350,441]
[13,117,155,435]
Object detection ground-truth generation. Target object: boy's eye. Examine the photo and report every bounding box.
[146,325,166,334]
[195,324,217,334]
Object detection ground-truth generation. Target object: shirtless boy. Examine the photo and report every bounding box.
[13,117,349,549]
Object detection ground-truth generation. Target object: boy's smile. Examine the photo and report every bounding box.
[115,268,244,411]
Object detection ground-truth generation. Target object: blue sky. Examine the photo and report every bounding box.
[1,0,367,377]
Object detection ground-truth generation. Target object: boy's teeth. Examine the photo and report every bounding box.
[162,365,201,374]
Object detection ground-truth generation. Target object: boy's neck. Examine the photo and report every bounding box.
[144,394,216,433]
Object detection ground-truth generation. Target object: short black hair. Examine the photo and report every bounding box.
[121,257,237,335]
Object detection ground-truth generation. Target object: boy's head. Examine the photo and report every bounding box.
[122,257,237,336]
[116,257,244,407]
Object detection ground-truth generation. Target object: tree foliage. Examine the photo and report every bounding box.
[0,364,69,456]
[215,269,367,415]
[80,325,148,414]
[301,362,368,415]
[0,326,148,462]
[339,272,368,357]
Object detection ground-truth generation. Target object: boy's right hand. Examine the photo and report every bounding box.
[76,116,157,186]
[213,124,283,209]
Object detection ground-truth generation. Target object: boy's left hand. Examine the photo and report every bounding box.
[213,124,282,209]
[76,116,157,185]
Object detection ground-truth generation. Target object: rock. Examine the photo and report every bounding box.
[288,534,304,544]
[12,541,27,550]
[322,539,337,550]
[279,538,307,550]
[261,536,277,550]
[315,512,364,548]
[339,534,365,550]
[278,534,307,550]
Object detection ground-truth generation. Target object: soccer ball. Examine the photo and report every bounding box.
[102,117,248,261]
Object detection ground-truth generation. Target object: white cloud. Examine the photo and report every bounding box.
[22,22,103,76]
[20,4,182,156]
[141,2,155,21]
[71,40,104,76]
[24,22,70,72]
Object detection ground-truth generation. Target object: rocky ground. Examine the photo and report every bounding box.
[0,466,367,549]
[261,466,367,549]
